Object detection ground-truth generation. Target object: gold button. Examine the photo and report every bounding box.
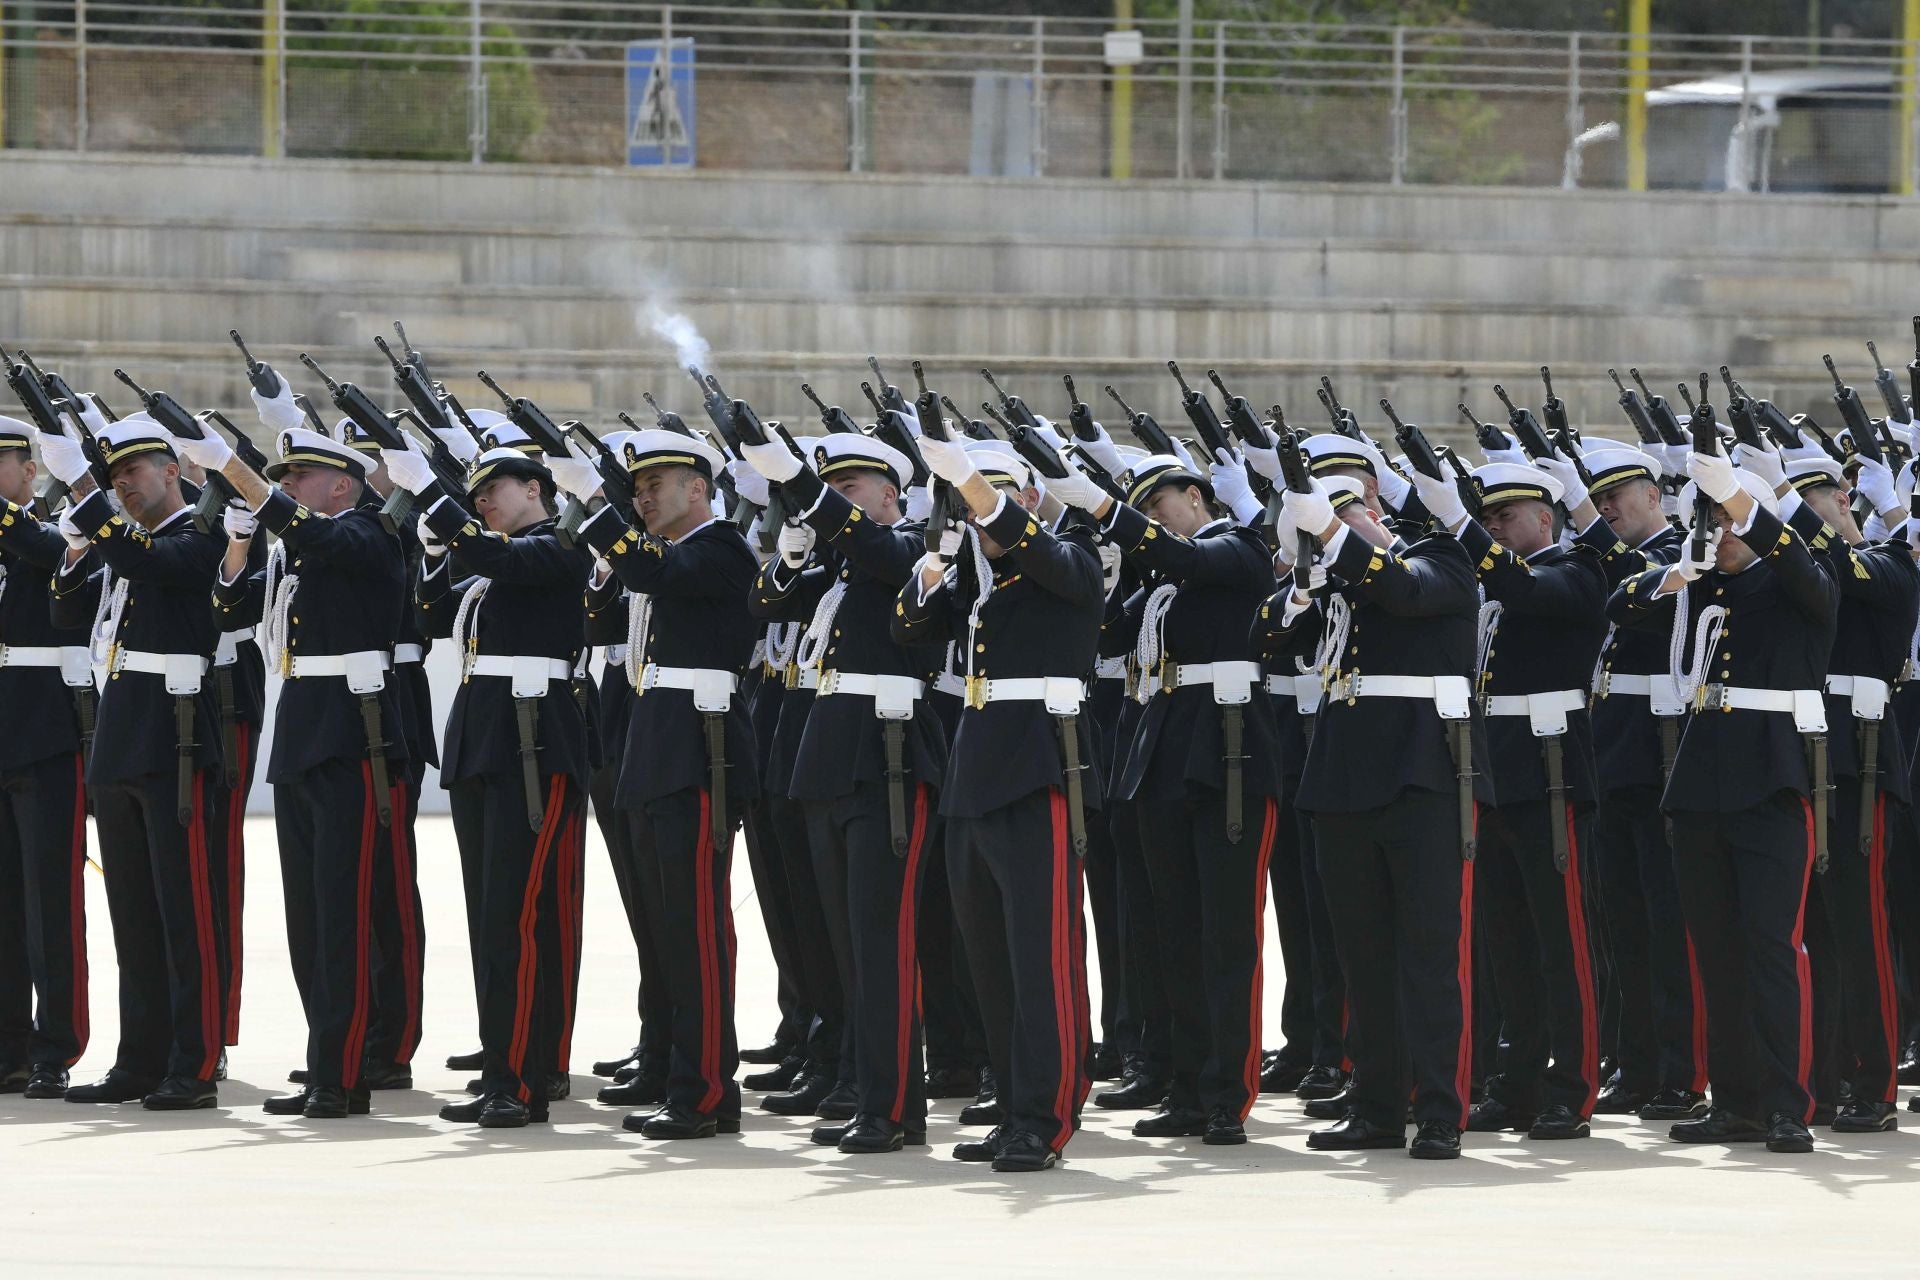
[976,644,986,653]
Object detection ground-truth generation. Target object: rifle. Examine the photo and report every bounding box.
[902,361,962,536]
[1385,398,1481,521]
[1540,365,1571,438]
[1493,383,1556,460]
[1458,402,1513,455]
[1318,376,1366,441]
[708,374,806,552]
[393,321,431,386]
[193,407,285,530]
[1719,365,1765,453]
[2,347,82,513]
[1677,377,1720,566]
[799,383,862,436]
[110,368,238,533]
[228,329,285,400]
[867,356,909,415]
[438,390,489,451]
[1204,369,1275,501]
[563,420,634,503]
[475,368,591,546]
[1870,340,1912,427]
[958,416,999,442]
[1062,375,1101,446]
[1549,429,1597,493]
[1823,353,1883,466]
[1629,369,1689,446]
[1274,410,1318,590]
[642,393,751,531]
[40,376,117,499]
[303,354,465,533]
[1104,384,1178,459]
[198,409,271,474]
[1165,360,1230,465]
[981,367,1043,431]
[1607,368,1663,447]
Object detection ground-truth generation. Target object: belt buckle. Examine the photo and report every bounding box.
[818,668,840,697]
[1596,670,1611,699]
[1328,672,1356,704]
[1697,683,1725,713]
[1123,665,1138,701]
[964,674,987,711]
[1159,660,1177,696]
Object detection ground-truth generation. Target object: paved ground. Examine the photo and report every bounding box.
[5,816,1917,1277]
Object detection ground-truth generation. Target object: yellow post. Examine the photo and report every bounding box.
[1899,0,1918,195]
[1110,0,1133,180]
[261,0,281,158]
[1625,0,1650,191]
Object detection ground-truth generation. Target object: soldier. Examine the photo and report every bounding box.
[40,415,228,1110]
[0,416,93,1098]
[386,440,594,1128]
[1607,457,1835,1154]
[549,429,762,1140]
[186,413,409,1119]
[894,438,1103,1171]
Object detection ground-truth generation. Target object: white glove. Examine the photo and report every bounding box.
[431,423,480,467]
[416,513,446,559]
[1862,510,1892,542]
[75,395,112,439]
[1535,456,1588,510]
[1239,425,1282,483]
[903,485,933,523]
[1044,465,1109,513]
[1273,494,1301,550]
[1674,526,1722,582]
[250,382,306,435]
[740,439,802,483]
[1856,457,1902,519]
[383,441,438,495]
[1479,437,1530,467]
[57,506,89,552]
[777,521,814,569]
[179,429,233,475]
[1098,540,1122,595]
[1662,442,1694,478]
[919,435,976,487]
[1209,452,1260,527]
[1308,562,1331,594]
[547,453,603,501]
[926,523,966,569]
[34,430,91,487]
[1077,422,1127,477]
[1375,461,1412,514]
[1281,480,1335,540]
[727,459,770,509]
[1167,437,1199,473]
[1731,441,1786,495]
[1686,450,1740,503]
[1906,417,1920,460]
[222,502,257,540]
[1412,468,1467,528]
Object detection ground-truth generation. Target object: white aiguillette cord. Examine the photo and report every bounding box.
[1668,578,1726,707]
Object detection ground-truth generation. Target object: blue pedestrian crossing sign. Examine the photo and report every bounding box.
[626,38,696,167]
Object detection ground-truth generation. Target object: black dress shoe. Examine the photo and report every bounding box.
[1897,1043,1920,1085]
[287,1068,311,1086]
[264,1088,311,1115]
[439,1095,488,1123]
[612,1063,640,1084]
[361,1062,413,1091]
[465,1077,485,1096]
[1639,1088,1708,1121]
[1302,1088,1352,1121]
[760,1069,834,1115]
[637,1102,720,1139]
[744,1055,805,1093]
[24,1066,68,1098]
[815,1082,858,1121]
[1527,1103,1591,1140]
[480,1094,549,1128]
[1809,1102,1837,1128]
[305,1085,371,1119]
[1293,1065,1350,1101]
[1669,1106,1767,1144]
[1092,1045,1123,1082]
[1593,1082,1646,1116]
[738,1038,793,1066]
[0,1062,28,1093]
[1909,1093,1920,1113]
[1203,1108,1247,1145]
[953,1125,1006,1163]
[546,1073,570,1102]
[1410,1120,1461,1159]
[1306,1114,1406,1150]
[65,1068,159,1104]
[837,1114,925,1153]
[445,1049,485,1072]
[597,1074,667,1106]
[925,1065,980,1099]
[1831,1100,1898,1132]
[1092,1073,1168,1111]
[1132,1106,1209,1138]
[214,1051,228,1083]
[1465,1097,1537,1133]
[1766,1111,1814,1153]
[143,1075,217,1110]
[958,1098,1006,1126]
[1260,1057,1311,1095]
[592,1046,642,1077]
[991,1129,1059,1172]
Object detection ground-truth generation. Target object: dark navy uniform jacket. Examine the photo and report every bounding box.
[0,497,87,773]
[892,495,1106,819]
[1609,504,1837,814]
[1580,520,1684,794]
[358,487,438,775]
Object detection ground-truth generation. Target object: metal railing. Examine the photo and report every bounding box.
[1,2,1916,191]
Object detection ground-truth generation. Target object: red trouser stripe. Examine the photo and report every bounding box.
[508,775,566,1103]
[185,772,221,1080]
[1793,797,1817,1123]
[1869,792,1899,1103]
[1682,931,1710,1094]
[1047,789,1074,1147]
[889,784,930,1125]
[1340,1001,1352,1073]
[694,788,722,1112]
[554,810,583,1074]
[1453,803,1477,1129]
[67,754,89,1065]
[387,781,423,1061]
[223,723,250,1045]
[339,763,377,1089]
[1561,802,1601,1117]
[1239,797,1278,1122]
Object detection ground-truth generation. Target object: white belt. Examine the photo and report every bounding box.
[794,665,820,691]
[933,670,967,699]
[1695,684,1828,734]
[1265,672,1324,713]
[112,648,208,695]
[638,662,737,713]
[213,627,255,669]
[0,644,94,687]
[1094,656,1127,681]
[962,675,1084,715]
[1593,670,1687,717]
[287,650,391,695]
[1324,672,1473,721]
[1484,689,1587,738]
[1155,659,1262,706]
[1824,674,1890,722]
[817,669,924,720]
[393,643,425,665]
[466,654,573,698]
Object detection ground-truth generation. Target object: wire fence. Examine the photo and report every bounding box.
[1,2,1916,191]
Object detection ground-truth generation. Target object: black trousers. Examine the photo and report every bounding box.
[212,719,257,1046]
[0,752,89,1068]
[1270,788,1347,1071]
[1883,802,1920,1048]
[1477,796,1603,1118]
[1593,784,1708,1096]
[804,779,933,1129]
[947,786,1091,1152]
[1081,800,1126,1055]
[770,791,841,1073]
[1135,784,1276,1121]
[591,762,671,1074]
[450,772,587,1104]
[1312,787,1473,1130]
[1669,796,1818,1124]
[919,832,987,1073]
[92,767,226,1081]
[275,757,394,1090]
[628,784,743,1118]
[741,792,811,1052]
[1110,797,1170,1070]
[365,770,426,1070]
[1818,779,1903,1102]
